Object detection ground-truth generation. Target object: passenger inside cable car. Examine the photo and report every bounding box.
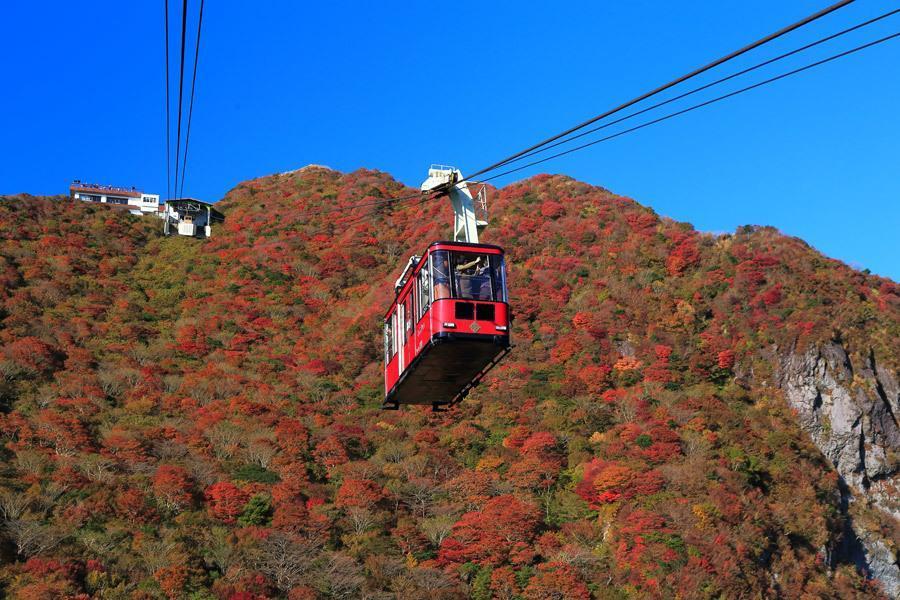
[452,252,493,300]
[431,250,451,300]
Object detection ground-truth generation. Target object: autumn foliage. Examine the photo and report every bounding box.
[205,481,250,523]
[0,171,895,598]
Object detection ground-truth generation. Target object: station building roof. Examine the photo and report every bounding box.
[164,198,225,221]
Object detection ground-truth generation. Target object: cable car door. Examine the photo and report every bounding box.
[397,303,405,373]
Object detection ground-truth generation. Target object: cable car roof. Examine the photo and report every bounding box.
[164,198,225,220]
[425,240,504,253]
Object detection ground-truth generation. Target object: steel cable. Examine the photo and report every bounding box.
[173,0,188,200]
[178,0,205,200]
[463,0,857,182]
[477,31,900,183]
[496,8,900,171]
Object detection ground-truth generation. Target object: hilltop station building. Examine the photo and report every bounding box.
[69,181,161,216]
[163,198,225,238]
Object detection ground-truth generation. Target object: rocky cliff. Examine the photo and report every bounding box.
[779,342,900,596]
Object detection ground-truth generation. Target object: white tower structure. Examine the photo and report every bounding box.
[420,165,487,244]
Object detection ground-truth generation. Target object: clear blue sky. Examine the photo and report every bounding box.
[3,1,898,279]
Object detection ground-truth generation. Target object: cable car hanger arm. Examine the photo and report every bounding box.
[420,165,486,244]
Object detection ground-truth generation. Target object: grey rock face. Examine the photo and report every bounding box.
[779,342,900,597]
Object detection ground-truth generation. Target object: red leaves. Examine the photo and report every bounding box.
[666,236,700,276]
[795,320,815,336]
[300,359,331,376]
[736,260,766,287]
[502,426,530,450]
[312,435,349,470]
[205,481,250,523]
[594,464,639,503]
[22,557,77,580]
[271,500,307,532]
[519,431,558,457]
[34,410,92,455]
[717,349,736,370]
[540,200,565,219]
[335,478,384,509]
[174,324,208,356]
[116,488,154,522]
[523,562,590,600]
[549,334,582,363]
[575,459,665,506]
[153,465,194,512]
[155,565,189,599]
[507,431,564,490]
[3,336,55,374]
[616,421,682,464]
[489,567,519,599]
[613,356,641,372]
[760,284,783,306]
[102,432,146,463]
[625,211,658,237]
[317,250,349,275]
[438,495,541,566]
[653,344,672,362]
[612,509,696,593]
[506,455,561,492]
[576,364,611,394]
[571,311,606,339]
[413,429,439,445]
[275,418,309,455]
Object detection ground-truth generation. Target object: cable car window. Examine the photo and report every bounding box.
[404,296,412,341]
[384,320,393,363]
[418,266,430,320]
[431,251,451,300]
[391,311,398,357]
[451,252,494,301]
[491,254,508,302]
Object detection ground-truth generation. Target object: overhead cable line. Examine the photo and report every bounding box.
[165,0,171,202]
[354,22,899,223]
[300,190,429,220]
[463,0,857,183]
[498,7,900,170]
[476,30,900,184]
[338,194,438,231]
[301,1,877,227]
[178,0,205,200]
[330,190,439,229]
[173,0,189,200]
[332,14,893,233]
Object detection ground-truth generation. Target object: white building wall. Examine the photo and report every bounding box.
[74,190,160,214]
[130,193,160,214]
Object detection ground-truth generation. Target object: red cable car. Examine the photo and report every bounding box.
[383,167,511,410]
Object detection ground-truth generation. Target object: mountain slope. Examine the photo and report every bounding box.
[0,169,897,599]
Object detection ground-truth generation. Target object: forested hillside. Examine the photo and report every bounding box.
[0,168,897,599]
